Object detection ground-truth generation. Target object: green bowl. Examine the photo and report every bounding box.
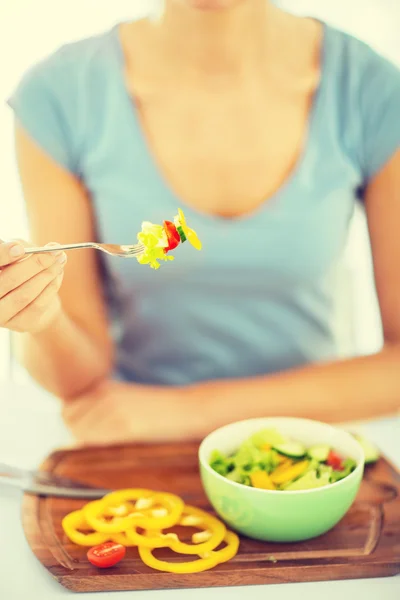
[199,417,364,542]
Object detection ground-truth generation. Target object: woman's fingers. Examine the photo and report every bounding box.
[0,250,65,298]
[0,258,66,326]
[0,241,26,267]
[6,272,65,333]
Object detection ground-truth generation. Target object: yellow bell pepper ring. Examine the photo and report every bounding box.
[111,532,138,547]
[83,490,184,534]
[103,501,137,518]
[61,509,110,546]
[100,488,156,506]
[138,530,240,573]
[125,505,226,554]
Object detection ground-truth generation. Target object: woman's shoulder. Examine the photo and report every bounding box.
[323,23,400,93]
[8,26,119,174]
[323,23,400,181]
[16,26,118,88]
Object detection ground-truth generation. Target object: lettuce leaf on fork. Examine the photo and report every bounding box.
[136,222,174,270]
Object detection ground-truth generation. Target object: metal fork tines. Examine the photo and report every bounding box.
[24,242,146,258]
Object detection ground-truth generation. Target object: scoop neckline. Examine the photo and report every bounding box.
[109,18,330,226]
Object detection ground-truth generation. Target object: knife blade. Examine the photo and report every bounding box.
[0,463,111,498]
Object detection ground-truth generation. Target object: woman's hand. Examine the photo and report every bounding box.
[62,379,205,446]
[0,241,67,334]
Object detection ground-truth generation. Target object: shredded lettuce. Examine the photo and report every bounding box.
[226,468,251,486]
[209,427,359,491]
[136,222,174,270]
[209,450,233,477]
[329,458,357,483]
[250,428,286,448]
[317,464,333,478]
[209,437,280,483]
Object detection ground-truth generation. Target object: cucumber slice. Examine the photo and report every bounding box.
[353,434,380,464]
[273,441,306,458]
[176,225,187,243]
[308,444,330,462]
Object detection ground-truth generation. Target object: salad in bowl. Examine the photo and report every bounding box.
[199,417,369,542]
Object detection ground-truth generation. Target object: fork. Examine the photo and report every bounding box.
[24,242,145,258]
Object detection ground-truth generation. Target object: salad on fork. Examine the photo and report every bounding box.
[137,208,202,269]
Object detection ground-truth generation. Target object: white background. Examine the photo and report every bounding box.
[1,0,399,382]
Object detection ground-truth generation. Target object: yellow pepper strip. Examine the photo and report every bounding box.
[269,459,293,478]
[175,208,202,250]
[276,454,290,465]
[61,509,110,546]
[125,505,226,555]
[270,460,309,485]
[111,532,138,547]
[250,470,276,490]
[261,443,272,451]
[138,530,239,573]
[83,490,184,534]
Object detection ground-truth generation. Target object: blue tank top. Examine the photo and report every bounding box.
[8,21,400,385]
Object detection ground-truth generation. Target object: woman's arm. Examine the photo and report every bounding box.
[14,124,114,399]
[191,345,400,428]
[64,344,399,446]
[187,148,400,428]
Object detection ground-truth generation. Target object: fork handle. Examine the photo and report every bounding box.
[24,243,96,254]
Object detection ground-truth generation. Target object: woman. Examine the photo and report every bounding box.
[1,0,400,444]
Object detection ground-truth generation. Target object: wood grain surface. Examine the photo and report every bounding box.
[21,442,400,593]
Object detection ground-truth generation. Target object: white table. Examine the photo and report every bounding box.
[1,381,399,600]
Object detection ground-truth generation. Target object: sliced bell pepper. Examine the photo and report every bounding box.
[62,509,110,546]
[103,502,136,518]
[83,490,184,534]
[269,459,293,478]
[275,453,290,465]
[125,505,226,554]
[138,530,239,573]
[111,531,138,547]
[163,220,181,253]
[326,450,344,471]
[250,470,276,490]
[174,208,202,250]
[270,460,309,485]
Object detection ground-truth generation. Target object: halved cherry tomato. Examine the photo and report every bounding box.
[163,221,181,253]
[326,450,344,471]
[87,542,126,568]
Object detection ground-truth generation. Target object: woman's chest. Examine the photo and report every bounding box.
[121,84,315,219]
[82,81,363,289]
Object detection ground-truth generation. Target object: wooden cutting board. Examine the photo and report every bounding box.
[22,442,400,593]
